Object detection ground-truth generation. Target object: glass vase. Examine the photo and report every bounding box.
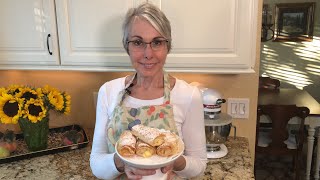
[18,116,49,151]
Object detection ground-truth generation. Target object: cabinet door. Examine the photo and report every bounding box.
[56,0,258,73]
[151,0,258,73]
[0,0,60,68]
[55,0,146,70]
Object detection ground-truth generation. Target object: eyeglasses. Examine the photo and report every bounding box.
[127,39,168,52]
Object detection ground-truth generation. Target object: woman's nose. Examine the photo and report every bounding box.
[143,44,153,60]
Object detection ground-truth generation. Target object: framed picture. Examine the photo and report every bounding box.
[274,3,315,42]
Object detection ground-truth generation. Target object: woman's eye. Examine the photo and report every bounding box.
[152,40,162,46]
[133,40,143,46]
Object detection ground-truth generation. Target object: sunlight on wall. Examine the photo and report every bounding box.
[261,0,320,92]
[260,35,320,90]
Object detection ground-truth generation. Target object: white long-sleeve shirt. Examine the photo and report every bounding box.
[90,76,207,179]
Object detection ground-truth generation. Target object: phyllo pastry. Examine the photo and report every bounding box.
[131,124,165,146]
[135,139,156,158]
[157,132,179,157]
[117,130,136,157]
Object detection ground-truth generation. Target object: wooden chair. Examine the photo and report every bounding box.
[255,104,310,180]
[259,76,280,91]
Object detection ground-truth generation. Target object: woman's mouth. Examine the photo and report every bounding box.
[142,63,156,69]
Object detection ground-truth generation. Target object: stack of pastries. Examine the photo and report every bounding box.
[117,124,180,158]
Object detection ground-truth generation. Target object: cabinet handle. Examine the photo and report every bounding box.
[47,34,53,55]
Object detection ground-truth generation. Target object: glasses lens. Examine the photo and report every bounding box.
[128,39,167,52]
[151,40,167,51]
[128,40,144,52]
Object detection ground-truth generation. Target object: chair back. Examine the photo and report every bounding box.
[256,104,309,154]
[259,77,280,90]
[255,104,309,179]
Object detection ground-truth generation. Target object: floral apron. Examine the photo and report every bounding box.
[106,72,179,179]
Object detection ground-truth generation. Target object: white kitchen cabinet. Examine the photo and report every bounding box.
[55,0,143,71]
[157,0,259,73]
[0,0,60,68]
[0,0,259,73]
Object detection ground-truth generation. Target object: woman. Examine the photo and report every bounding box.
[90,3,207,179]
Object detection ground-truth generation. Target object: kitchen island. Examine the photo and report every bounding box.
[0,137,254,180]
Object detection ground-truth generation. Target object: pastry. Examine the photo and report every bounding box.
[131,124,165,146]
[135,139,156,158]
[156,132,179,157]
[117,130,136,157]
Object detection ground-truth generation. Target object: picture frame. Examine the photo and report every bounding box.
[274,3,315,42]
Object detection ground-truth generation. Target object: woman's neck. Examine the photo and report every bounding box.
[135,72,164,90]
[126,72,165,100]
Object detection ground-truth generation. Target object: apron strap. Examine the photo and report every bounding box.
[117,71,171,105]
[163,71,171,102]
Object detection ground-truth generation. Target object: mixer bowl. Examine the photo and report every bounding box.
[205,122,236,152]
[205,124,231,151]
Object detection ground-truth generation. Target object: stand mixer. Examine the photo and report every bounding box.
[201,88,236,159]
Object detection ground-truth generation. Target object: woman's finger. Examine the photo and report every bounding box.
[125,165,156,179]
[161,164,173,173]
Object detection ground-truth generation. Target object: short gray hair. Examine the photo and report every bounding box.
[122,3,172,54]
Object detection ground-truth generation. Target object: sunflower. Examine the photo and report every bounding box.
[0,93,23,124]
[42,85,58,95]
[6,84,24,95]
[23,98,47,123]
[0,85,71,125]
[47,89,64,111]
[0,88,6,95]
[62,93,71,114]
[16,86,43,100]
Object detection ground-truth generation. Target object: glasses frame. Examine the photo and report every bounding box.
[126,39,169,52]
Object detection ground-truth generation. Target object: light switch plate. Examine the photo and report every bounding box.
[227,98,250,119]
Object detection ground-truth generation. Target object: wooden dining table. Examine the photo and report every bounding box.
[258,88,320,180]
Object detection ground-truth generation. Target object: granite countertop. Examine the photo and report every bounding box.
[195,137,254,180]
[0,137,254,180]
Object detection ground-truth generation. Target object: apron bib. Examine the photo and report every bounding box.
[106,72,182,179]
[106,72,178,151]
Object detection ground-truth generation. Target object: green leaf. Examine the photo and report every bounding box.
[161,109,169,114]
[150,115,155,121]
[127,117,134,122]
[163,118,170,127]
[158,124,166,130]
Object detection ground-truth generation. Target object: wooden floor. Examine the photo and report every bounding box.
[254,142,313,180]
[254,153,305,180]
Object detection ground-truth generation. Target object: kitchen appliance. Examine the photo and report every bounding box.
[200,87,236,159]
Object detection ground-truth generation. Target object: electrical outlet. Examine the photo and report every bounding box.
[227,98,250,119]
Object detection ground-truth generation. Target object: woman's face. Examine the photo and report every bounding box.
[128,17,168,78]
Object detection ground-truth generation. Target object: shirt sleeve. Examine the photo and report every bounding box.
[90,83,123,179]
[173,85,208,178]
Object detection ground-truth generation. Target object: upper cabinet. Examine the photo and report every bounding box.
[0,0,60,68]
[154,0,259,73]
[0,0,259,73]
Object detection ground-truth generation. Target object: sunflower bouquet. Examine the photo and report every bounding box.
[0,85,71,151]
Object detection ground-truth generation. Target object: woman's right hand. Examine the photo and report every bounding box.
[124,164,157,179]
[114,153,156,179]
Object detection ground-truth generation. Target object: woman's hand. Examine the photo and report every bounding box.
[161,156,186,179]
[114,153,156,179]
[124,164,157,179]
